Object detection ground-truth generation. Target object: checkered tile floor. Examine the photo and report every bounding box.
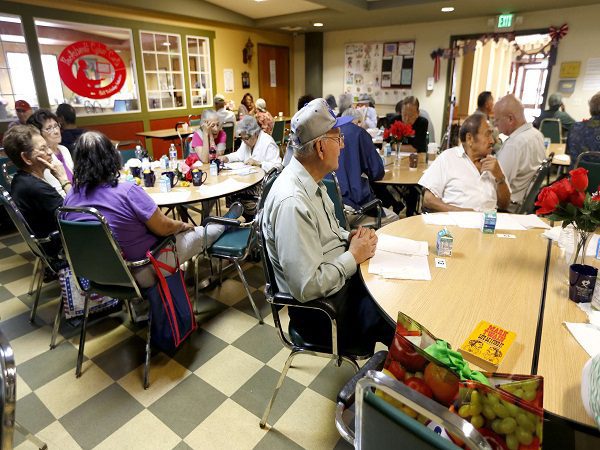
[0,230,356,449]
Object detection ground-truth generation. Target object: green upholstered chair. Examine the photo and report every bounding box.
[335,354,491,450]
[271,120,285,146]
[115,139,143,166]
[188,114,202,128]
[0,186,63,324]
[57,206,174,388]
[575,151,600,195]
[322,172,382,230]
[257,168,374,429]
[540,118,562,144]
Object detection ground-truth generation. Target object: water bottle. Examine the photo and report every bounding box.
[209,160,218,176]
[168,143,178,170]
[134,145,143,160]
[141,157,150,172]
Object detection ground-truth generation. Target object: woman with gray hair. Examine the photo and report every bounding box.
[191,109,226,163]
[222,115,282,219]
[337,93,353,117]
[341,106,363,127]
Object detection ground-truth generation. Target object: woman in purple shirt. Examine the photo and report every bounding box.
[63,131,237,288]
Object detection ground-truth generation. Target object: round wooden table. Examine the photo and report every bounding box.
[360,213,597,428]
[376,152,427,185]
[130,164,265,207]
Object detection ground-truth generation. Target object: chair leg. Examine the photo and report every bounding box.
[143,311,152,389]
[260,349,300,428]
[28,257,41,295]
[234,260,262,324]
[49,298,64,349]
[75,293,91,378]
[29,264,44,323]
[14,421,47,450]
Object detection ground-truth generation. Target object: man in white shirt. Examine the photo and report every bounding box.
[419,114,510,212]
[214,94,236,127]
[494,94,546,205]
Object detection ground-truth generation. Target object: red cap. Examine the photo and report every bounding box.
[15,100,32,111]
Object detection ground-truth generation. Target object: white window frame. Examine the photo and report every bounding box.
[186,35,213,108]
[140,30,186,111]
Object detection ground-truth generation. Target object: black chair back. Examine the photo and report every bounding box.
[575,151,600,195]
[271,120,285,146]
[517,157,553,214]
[57,207,141,297]
[540,118,562,144]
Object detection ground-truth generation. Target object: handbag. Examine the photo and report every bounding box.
[146,247,197,352]
[58,267,121,319]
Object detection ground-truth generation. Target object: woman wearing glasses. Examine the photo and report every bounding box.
[27,109,74,197]
[221,115,281,220]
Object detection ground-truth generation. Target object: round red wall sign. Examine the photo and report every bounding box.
[58,40,126,99]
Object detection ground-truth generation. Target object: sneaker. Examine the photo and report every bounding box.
[224,202,243,220]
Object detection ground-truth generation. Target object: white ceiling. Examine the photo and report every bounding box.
[202,0,325,20]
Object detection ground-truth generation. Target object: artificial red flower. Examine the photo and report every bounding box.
[569,190,585,208]
[569,167,589,192]
[535,186,559,215]
[384,120,415,143]
[552,177,575,202]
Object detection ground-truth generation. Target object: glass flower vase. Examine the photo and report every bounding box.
[570,228,591,266]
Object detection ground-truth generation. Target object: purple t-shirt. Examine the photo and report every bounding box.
[63,182,158,261]
[191,130,226,148]
[55,150,73,182]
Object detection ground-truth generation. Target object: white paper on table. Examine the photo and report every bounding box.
[224,162,247,170]
[148,191,191,205]
[577,303,600,328]
[422,213,457,227]
[542,225,562,242]
[546,225,600,256]
[496,213,527,231]
[512,214,551,229]
[564,322,600,356]
[368,251,431,280]
[448,212,482,229]
[397,152,412,158]
[197,178,249,197]
[377,234,429,256]
[554,154,570,163]
[227,167,258,176]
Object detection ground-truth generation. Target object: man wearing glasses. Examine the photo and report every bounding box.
[262,98,394,351]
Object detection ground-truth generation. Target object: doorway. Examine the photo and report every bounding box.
[257,44,290,117]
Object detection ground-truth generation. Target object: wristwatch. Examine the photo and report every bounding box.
[496,176,506,186]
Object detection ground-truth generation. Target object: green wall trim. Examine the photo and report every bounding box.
[0,0,219,147]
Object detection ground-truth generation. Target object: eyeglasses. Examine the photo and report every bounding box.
[240,135,254,142]
[320,134,344,146]
[42,123,60,133]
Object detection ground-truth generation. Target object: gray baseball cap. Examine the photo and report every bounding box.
[213,93,225,103]
[291,98,352,145]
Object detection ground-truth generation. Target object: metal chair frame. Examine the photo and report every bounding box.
[0,161,16,189]
[57,206,174,389]
[0,186,61,324]
[256,168,372,428]
[115,139,143,165]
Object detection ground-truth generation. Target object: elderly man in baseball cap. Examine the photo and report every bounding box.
[261,98,394,351]
[8,100,33,129]
[213,93,235,127]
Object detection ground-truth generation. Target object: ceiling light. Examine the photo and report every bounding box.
[441,7,455,12]
[313,22,324,27]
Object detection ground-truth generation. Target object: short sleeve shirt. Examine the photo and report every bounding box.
[191,130,226,149]
[63,182,158,261]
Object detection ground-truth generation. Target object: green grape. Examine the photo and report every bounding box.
[516,412,535,432]
[471,415,485,429]
[469,402,482,416]
[487,393,500,405]
[503,401,519,417]
[506,433,519,450]
[516,426,534,445]
[501,384,515,393]
[491,419,503,434]
[513,388,524,398]
[536,420,543,440]
[523,380,539,392]
[482,405,496,420]
[471,390,482,405]
[493,403,509,418]
[499,417,517,434]
[522,389,537,402]
[458,405,471,418]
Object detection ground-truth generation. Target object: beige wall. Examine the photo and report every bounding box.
[321,4,600,143]
[292,33,306,111]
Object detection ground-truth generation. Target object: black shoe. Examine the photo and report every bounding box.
[224,202,243,220]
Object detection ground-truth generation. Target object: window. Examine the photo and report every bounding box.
[187,35,212,107]
[0,14,39,122]
[140,31,185,110]
[34,18,140,116]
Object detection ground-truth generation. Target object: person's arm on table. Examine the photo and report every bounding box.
[273,198,357,302]
[422,189,472,212]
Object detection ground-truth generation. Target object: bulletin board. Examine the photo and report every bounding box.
[344,40,415,105]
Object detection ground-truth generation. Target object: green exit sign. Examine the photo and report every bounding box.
[497,14,514,29]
